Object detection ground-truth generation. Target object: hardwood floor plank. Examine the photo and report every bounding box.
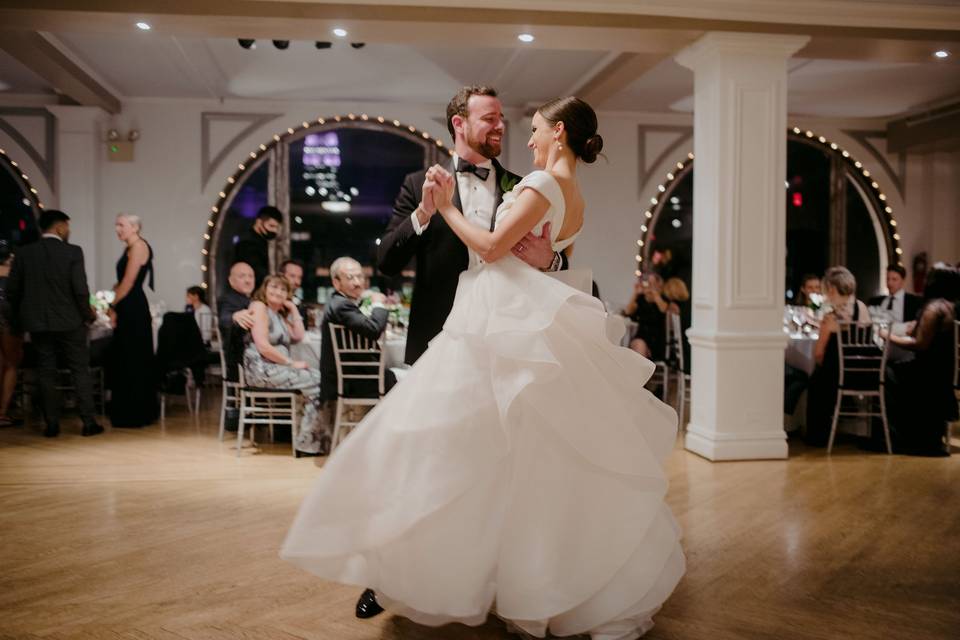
[1,399,958,639]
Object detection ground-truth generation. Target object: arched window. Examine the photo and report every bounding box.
[637,131,901,301]
[0,148,42,248]
[204,115,450,304]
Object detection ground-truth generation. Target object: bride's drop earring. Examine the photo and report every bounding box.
[555,137,563,151]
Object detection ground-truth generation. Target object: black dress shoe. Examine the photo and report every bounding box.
[43,423,60,438]
[295,450,321,458]
[82,422,105,437]
[355,588,384,619]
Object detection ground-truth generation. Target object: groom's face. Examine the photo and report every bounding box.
[461,95,504,159]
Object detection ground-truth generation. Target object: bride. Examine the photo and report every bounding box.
[281,96,685,640]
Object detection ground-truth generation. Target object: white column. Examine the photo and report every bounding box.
[45,105,107,287]
[675,33,808,461]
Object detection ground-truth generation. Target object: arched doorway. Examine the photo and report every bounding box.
[635,129,902,301]
[202,114,450,305]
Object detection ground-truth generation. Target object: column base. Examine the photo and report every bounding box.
[685,423,787,461]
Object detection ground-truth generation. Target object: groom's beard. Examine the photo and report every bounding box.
[467,132,501,160]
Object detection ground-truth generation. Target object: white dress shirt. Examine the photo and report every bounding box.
[410,154,497,269]
[883,289,905,322]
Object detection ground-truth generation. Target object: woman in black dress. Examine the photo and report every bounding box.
[625,273,669,360]
[107,214,159,427]
[882,264,959,456]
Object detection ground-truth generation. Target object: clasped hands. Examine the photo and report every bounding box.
[419,165,555,270]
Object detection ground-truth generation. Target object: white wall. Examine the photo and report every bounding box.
[1,96,957,310]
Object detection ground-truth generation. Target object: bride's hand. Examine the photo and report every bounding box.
[426,165,455,210]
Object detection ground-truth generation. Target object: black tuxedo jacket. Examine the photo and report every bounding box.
[377,157,520,365]
[320,291,389,401]
[233,227,270,287]
[867,292,923,323]
[7,236,94,333]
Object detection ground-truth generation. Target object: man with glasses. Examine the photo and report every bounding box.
[318,257,396,454]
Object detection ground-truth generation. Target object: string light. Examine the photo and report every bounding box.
[201,114,452,288]
[632,126,903,270]
[0,148,45,212]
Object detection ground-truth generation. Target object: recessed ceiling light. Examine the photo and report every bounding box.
[135,22,151,31]
[518,33,535,43]
[333,28,348,37]
[934,49,950,59]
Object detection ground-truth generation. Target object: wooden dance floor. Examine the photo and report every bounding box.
[1,398,958,639]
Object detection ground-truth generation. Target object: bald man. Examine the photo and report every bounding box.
[218,261,256,382]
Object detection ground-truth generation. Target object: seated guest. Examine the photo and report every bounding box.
[882,264,959,456]
[217,262,255,381]
[663,277,691,369]
[793,273,821,307]
[280,259,307,320]
[243,275,324,456]
[185,285,214,344]
[625,273,668,360]
[319,257,397,445]
[868,264,922,323]
[804,266,871,446]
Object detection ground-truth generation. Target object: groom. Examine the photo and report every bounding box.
[378,85,567,367]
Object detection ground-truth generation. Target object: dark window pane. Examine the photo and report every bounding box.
[648,170,692,286]
[287,128,425,303]
[785,142,831,299]
[0,162,39,248]
[845,176,880,300]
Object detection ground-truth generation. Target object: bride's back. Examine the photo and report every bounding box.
[551,173,584,244]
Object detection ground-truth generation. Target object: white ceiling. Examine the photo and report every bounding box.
[0,50,52,94]
[0,27,958,119]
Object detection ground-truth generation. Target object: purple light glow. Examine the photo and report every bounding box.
[303,132,341,168]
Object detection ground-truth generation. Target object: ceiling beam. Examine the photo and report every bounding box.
[0,30,121,114]
[572,52,673,109]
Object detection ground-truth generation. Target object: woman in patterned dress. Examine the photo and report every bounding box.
[243,275,324,455]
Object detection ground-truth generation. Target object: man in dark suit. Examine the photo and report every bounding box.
[319,256,396,406]
[217,261,256,382]
[7,209,102,438]
[868,264,922,323]
[234,206,282,288]
[280,259,308,322]
[378,85,566,366]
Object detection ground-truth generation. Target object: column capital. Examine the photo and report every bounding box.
[45,105,109,133]
[676,32,810,70]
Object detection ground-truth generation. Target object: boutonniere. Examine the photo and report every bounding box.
[499,173,519,194]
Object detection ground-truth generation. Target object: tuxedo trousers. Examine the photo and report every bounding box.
[31,327,96,426]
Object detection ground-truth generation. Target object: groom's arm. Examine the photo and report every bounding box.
[378,172,425,276]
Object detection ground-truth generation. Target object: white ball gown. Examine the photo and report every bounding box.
[281,171,685,640]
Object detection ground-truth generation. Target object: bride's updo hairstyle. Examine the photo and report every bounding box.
[537,96,603,163]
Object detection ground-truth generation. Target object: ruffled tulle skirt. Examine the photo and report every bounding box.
[281,256,685,639]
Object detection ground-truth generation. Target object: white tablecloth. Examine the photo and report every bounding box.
[290,330,322,368]
[784,333,818,375]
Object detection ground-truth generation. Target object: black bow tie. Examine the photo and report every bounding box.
[457,160,490,181]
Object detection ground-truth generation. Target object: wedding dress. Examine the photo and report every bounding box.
[281,171,685,640]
